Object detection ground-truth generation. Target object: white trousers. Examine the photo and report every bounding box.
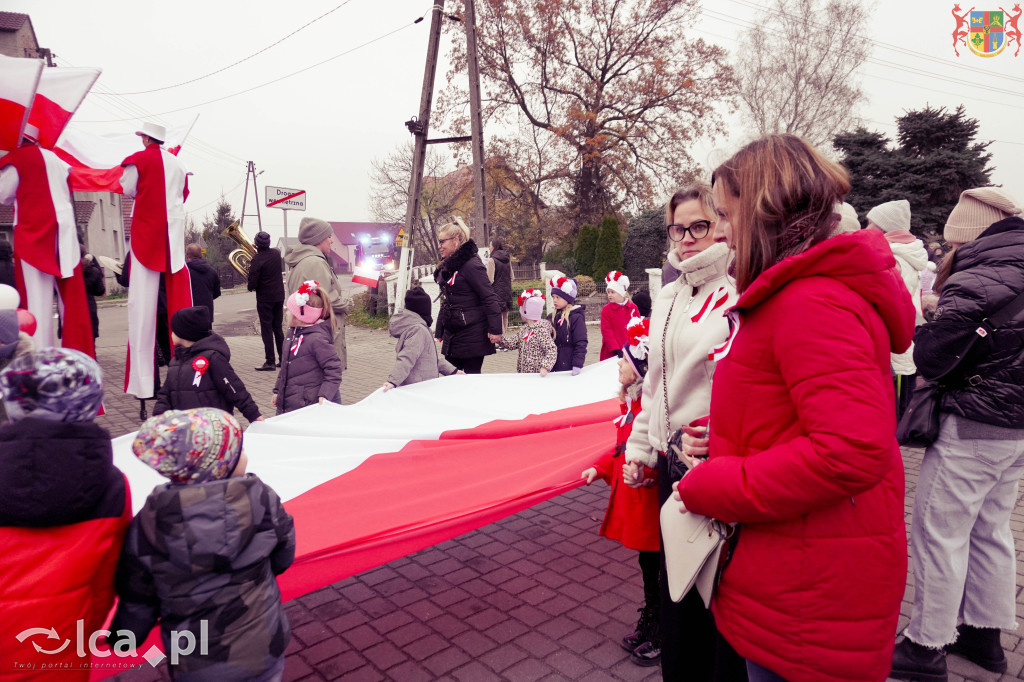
[20,261,63,348]
[125,253,161,399]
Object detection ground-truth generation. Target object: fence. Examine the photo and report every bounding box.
[511,263,541,281]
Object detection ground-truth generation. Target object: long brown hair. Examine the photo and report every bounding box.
[933,246,958,294]
[712,134,851,293]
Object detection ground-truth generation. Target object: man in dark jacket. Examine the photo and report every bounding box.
[153,306,263,423]
[0,240,14,289]
[81,249,105,339]
[185,243,221,320]
[488,239,513,333]
[248,231,285,371]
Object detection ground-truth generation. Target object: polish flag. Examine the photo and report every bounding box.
[92,362,620,677]
[54,117,196,192]
[0,54,43,152]
[113,361,619,595]
[352,265,381,287]
[27,66,101,150]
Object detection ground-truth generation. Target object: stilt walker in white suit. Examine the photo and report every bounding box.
[120,121,193,399]
[0,123,95,357]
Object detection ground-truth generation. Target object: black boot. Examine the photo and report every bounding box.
[947,624,1007,673]
[890,637,947,682]
[621,603,655,652]
[629,616,661,667]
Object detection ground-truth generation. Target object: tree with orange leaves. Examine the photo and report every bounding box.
[439,0,735,231]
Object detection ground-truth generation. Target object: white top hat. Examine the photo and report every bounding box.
[21,123,40,143]
[135,122,167,143]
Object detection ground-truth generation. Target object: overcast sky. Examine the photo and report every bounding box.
[6,0,1023,244]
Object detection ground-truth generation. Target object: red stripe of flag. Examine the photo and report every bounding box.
[268,190,304,207]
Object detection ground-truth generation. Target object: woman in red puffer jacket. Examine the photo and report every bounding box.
[673,134,916,682]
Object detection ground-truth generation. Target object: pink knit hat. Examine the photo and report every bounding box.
[518,288,546,321]
[287,280,324,324]
[944,187,1021,244]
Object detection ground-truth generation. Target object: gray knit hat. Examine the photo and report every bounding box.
[866,200,911,233]
[254,231,272,249]
[298,217,333,246]
[944,187,1021,244]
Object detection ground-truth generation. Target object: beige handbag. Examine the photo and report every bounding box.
[660,497,731,608]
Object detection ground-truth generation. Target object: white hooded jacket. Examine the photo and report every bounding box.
[890,239,929,375]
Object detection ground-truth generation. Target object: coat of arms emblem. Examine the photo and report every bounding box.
[953,4,1022,57]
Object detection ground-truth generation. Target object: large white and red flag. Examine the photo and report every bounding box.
[55,117,196,192]
[92,362,620,676]
[0,55,43,152]
[28,66,101,150]
[113,361,620,596]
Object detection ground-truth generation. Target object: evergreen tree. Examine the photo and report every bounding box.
[574,223,599,278]
[834,105,993,241]
[592,214,623,281]
[623,208,666,282]
[201,199,239,267]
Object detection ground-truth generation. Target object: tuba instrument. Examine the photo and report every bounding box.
[222,221,256,277]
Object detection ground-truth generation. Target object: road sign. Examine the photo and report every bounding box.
[265,186,306,211]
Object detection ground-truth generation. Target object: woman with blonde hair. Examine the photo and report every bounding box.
[433,220,502,374]
[674,134,915,681]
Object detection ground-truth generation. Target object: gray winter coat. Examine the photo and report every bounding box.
[274,320,342,414]
[387,309,456,387]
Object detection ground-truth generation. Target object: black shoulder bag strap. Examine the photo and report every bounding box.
[951,286,1024,384]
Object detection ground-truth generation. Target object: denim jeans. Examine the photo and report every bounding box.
[907,413,1024,647]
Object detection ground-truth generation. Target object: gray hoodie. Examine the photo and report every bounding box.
[387,309,456,386]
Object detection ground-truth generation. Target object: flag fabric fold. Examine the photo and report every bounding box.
[28,67,101,149]
[0,55,43,152]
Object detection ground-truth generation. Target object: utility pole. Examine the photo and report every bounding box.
[398,2,445,311]
[464,0,488,249]
[239,161,263,232]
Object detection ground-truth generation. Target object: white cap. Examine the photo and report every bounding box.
[135,121,167,143]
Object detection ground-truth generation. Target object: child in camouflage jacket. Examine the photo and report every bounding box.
[110,408,295,681]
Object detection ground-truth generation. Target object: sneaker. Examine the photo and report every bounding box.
[630,639,661,667]
[947,624,1007,674]
[255,362,276,372]
[890,637,947,682]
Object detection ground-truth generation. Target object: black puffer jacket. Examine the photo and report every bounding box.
[0,418,125,527]
[914,216,1024,428]
[248,247,285,303]
[274,320,342,414]
[434,240,502,358]
[154,332,262,422]
[186,257,221,319]
[549,304,588,372]
[490,249,513,311]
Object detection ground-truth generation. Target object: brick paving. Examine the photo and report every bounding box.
[87,299,1024,682]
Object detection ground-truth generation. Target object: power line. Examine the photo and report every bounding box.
[106,0,358,95]
[722,0,1024,87]
[80,13,425,123]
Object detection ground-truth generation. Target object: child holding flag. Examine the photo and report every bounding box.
[274,281,342,413]
[500,288,557,375]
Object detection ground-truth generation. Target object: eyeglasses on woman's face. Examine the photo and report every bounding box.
[437,235,458,245]
[666,220,712,242]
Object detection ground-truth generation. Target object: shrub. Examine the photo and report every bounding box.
[623,207,667,281]
[574,224,599,278]
[575,275,596,297]
[592,214,623,282]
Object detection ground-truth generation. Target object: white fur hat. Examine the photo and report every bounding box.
[605,271,630,298]
[135,121,167,143]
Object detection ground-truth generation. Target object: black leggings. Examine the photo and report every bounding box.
[447,355,485,374]
[257,299,284,364]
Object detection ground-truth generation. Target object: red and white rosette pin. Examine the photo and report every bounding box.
[192,356,210,387]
